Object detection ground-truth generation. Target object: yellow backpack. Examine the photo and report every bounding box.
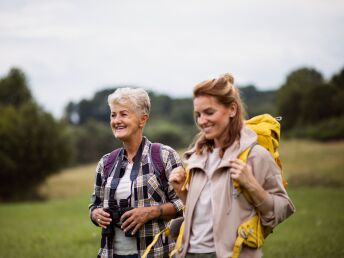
[244,113,287,186]
[143,114,287,258]
[231,114,288,258]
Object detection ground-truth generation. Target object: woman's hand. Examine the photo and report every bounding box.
[169,166,187,204]
[91,208,112,228]
[120,206,158,236]
[229,158,256,190]
[229,158,268,205]
[169,166,186,194]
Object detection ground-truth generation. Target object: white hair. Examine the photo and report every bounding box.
[107,87,151,116]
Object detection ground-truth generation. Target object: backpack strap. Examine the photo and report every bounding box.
[150,143,168,191]
[103,148,122,178]
[103,144,167,189]
[235,143,259,204]
[232,144,266,258]
[181,167,191,191]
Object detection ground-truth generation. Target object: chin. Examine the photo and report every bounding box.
[114,133,127,141]
[204,133,215,140]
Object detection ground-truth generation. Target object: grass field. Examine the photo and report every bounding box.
[279,139,344,187]
[0,140,344,258]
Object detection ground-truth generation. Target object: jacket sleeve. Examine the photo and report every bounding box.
[248,145,295,229]
[88,154,107,226]
[161,145,184,214]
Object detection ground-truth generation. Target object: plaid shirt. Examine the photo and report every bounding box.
[89,137,184,258]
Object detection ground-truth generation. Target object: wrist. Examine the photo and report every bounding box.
[91,208,98,220]
[149,206,162,220]
[244,175,260,192]
[158,205,163,219]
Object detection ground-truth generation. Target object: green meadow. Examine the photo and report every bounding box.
[0,140,344,258]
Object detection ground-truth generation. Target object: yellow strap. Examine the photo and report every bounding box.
[232,235,245,258]
[169,248,178,258]
[141,228,166,258]
[176,221,184,250]
[168,168,189,257]
[232,147,264,258]
[169,221,185,258]
[238,147,250,162]
[234,147,251,194]
[257,212,263,246]
[181,167,191,191]
[142,167,187,258]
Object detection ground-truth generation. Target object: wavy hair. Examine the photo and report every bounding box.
[192,73,246,157]
[107,87,151,116]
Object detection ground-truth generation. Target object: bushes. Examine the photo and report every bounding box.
[0,103,73,201]
[286,117,344,141]
[0,68,73,201]
[70,120,120,164]
[144,120,197,149]
[68,119,197,165]
[277,67,344,141]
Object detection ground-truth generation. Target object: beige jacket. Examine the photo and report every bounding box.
[176,127,295,258]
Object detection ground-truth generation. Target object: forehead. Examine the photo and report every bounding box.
[193,95,222,111]
[109,103,135,113]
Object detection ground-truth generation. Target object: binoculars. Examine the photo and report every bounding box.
[102,199,135,237]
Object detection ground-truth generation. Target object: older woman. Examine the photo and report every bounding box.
[170,74,295,258]
[89,87,183,258]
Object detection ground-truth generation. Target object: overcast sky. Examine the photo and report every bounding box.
[1,0,343,117]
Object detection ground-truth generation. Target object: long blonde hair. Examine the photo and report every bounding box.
[192,73,246,157]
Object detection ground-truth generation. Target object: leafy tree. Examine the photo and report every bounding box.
[65,89,114,124]
[170,98,194,126]
[330,68,344,117]
[300,84,337,124]
[0,68,73,201]
[240,85,277,118]
[144,120,190,148]
[71,120,119,164]
[288,116,344,141]
[149,92,173,120]
[331,68,344,89]
[277,68,325,129]
[63,85,282,163]
[0,67,32,107]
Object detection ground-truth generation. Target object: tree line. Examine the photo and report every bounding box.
[64,84,278,165]
[0,68,73,201]
[0,66,343,200]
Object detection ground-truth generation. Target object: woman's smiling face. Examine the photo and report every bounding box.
[109,103,145,142]
[193,95,236,147]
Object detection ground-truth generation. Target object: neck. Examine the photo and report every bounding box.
[214,137,225,148]
[123,134,143,162]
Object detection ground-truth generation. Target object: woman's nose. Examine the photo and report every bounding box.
[198,114,206,126]
[111,115,121,124]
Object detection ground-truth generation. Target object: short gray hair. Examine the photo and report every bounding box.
[107,87,151,116]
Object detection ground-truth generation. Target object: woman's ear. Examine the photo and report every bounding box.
[229,102,237,118]
[139,114,149,128]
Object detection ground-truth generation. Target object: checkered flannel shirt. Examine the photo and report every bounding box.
[89,137,184,258]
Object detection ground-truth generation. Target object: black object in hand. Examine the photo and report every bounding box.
[101,199,136,237]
